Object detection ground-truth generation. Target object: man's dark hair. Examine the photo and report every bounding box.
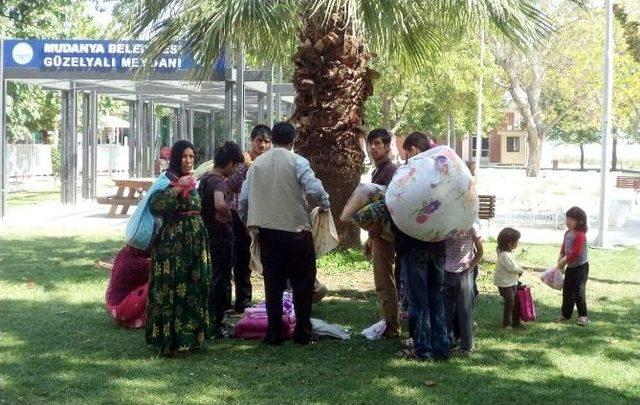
[366,128,392,145]
[168,139,195,177]
[403,131,436,153]
[271,122,296,145]
[214,141,243,168]
[251,124,272,140]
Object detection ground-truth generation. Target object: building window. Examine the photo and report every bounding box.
[472,137,489,158]
[507,136,520,152]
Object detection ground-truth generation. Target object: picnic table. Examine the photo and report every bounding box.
[97,178,155,216]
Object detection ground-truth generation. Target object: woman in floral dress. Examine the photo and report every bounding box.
[145,140,212,355]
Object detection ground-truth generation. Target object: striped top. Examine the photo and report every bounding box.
[445,223,481,273]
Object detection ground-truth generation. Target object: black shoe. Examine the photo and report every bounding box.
[293,333,312,345]
[262,335,283,346]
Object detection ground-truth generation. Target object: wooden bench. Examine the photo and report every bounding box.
[98,178,154,216]
[615,176,640,204]
[478,194,496,220]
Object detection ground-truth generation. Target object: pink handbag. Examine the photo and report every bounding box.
[516,284,536,322]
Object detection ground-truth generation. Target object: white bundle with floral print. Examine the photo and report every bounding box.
[386,145,479,242]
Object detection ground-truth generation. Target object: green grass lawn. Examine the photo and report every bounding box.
[1,229,639,404]
[7,190,60,208]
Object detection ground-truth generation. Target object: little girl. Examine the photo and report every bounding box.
[554,206,589,326]
[493,227,524,329]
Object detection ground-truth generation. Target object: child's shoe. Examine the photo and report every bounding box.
[576,316,589,326]
[553,314,570,323]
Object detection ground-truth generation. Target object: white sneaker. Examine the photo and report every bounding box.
[577,316,589,326]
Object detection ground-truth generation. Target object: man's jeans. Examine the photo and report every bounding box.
[402,248,450,359]
[443,269,475,351]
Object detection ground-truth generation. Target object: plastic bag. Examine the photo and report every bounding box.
[361,320,387,340]
[311,318,350,340]
[340,183,387,222]
[248,227,263,274]
[540,267,564,290]
[311,207,339,257]
[386,145,478,242]
[125,174,171,250]
[352,200,394,241]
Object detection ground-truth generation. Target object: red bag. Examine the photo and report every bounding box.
[516,284,536,322]
[108,283,148,329]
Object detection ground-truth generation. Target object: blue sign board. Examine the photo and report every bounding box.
[2,39,225,73]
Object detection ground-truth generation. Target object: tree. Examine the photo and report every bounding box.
[491,4,610,177]
[1,0,105,142]
[124,0,554,247]
[365,35,505,148]
[548,123,600,171]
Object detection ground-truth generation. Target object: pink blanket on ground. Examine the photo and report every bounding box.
[234,292,296,340]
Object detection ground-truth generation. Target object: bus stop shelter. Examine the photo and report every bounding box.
[0,39,295,218]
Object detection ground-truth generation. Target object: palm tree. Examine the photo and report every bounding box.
[125,0,553,247]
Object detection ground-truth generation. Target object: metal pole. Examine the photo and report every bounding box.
[235,48,246,150]
[266,66,274,127]
[90,91,98,198]
[128,101,135,177]
[224,80,233,141]
[0,39,6,218]
[187,108,194,143]
[148,101,156,177]
[82,92,90,199]
[180,104,187,141]
[135,97,144,177]
[257,95,265,125]
[474,26,485,178]
[274,66,282,122]
[595,0,614,248]
[209,110,217,153]
[70,83,78,205]
[60,90,68,204]
[172,108,179,144]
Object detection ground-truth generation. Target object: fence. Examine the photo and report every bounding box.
[7,144,129,177]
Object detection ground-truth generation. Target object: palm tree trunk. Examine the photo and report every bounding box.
[292,13,374,249]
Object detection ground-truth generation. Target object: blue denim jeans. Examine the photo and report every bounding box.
[402,248,450,360]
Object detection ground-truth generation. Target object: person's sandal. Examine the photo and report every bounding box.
[553,314,570,323]
[394,348,431,362]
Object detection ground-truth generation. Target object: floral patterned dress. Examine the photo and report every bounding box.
[145,187,212,355]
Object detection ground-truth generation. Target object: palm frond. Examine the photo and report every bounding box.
[128,0,301,80]
[125,0,560,80]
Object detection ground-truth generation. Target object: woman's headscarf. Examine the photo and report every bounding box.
[168,140,195,178]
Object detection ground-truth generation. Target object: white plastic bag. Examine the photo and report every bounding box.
[311,318,350,340]
[311,207,339,257]
[248,227,263,274]
[361,320,387,340]
[340,183,387,222]
[540,267,564,290]
[386,145,478,242]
